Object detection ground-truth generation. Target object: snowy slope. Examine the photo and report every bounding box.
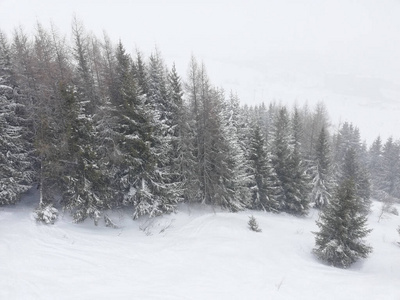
[1,189,399,300]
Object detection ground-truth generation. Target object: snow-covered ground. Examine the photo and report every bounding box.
[1,189,399,300]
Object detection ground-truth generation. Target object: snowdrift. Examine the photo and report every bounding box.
[1,189,399,299]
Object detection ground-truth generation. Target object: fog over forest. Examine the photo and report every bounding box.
[1,0,400,144]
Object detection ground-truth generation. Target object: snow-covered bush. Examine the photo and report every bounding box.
[34,204,59,224]
[248,215,262,232]
[104,214,119,229]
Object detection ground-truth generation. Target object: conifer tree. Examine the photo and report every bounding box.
[184,56,203,203]
[0,31,35,205]
[288,107,311,213]
[270,107,310,215]
[54,19,107,224]
[167,63,195,202]
[313,179,372,268]
[333,123,371,213]
[112,42,156,217]
[248,125,281,211]
[110,42,177,218]
[146,50,181,212]
[311,126,335,208]
[221,94,252,210]
[205,87,245,210]
[185,57,246,210]
[368,136,384,192]
[58,84,104,224]
[381,137,400,198]
[342,148,371,214]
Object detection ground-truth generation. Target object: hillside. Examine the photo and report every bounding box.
[1,189,399,300]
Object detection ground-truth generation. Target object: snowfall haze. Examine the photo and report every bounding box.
[2,1,400,299]
[1,0,400,143]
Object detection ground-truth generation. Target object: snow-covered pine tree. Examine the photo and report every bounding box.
[311,126,335,209]
[341,148,371,214]
[204,87,244,210]
[333,123,371,214]
[111,41,157,218]
[109,42,176,219]
[270,107,310,215]
[380,137,400,198]
[51,20,106,224]
[12,23,74,219]
[184,56,204,203]
[145,49,181,213]
[248,125,281,212]
[0,31,35,205]
[167,63,195,203]
[184,57,246,210]
[288,107,311,213]
[368,136,384,193]
[301,102,330,160]
[133,51,149,96]
[58,84,104,224]
[313,179,372,268]
[270,107,292,211]
[220,93,252,211]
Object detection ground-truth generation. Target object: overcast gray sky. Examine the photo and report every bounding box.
[1,0,400,143]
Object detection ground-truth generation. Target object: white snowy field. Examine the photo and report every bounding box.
[1,190,399,300]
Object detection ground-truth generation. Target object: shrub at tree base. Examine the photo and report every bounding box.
[34,204,59,224]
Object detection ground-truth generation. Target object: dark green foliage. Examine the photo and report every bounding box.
[313,180,372,268]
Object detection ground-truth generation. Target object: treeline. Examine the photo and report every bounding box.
[0,20,399,227]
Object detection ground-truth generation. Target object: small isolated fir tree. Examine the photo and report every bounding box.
[248,215,262,232]
[313,179,372,268]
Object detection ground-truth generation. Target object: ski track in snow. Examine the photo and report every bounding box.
[1,190,399,300]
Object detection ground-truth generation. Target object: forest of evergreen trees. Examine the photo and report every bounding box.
[1,20,399,266]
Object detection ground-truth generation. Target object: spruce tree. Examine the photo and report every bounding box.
[112,42,159,218]
[342,148,371,214]
[288,107,311,213]
[220,94,252,211]
[248,125,281,212]
[167,63,195,203]
[368,136,384,193]
[311,126,335,208]
[270,107,310,215]
[0,31,35,205]
[313,179,372,268]
[381,137,400,198]
[146,50,181,212]
[58,84,104,224]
